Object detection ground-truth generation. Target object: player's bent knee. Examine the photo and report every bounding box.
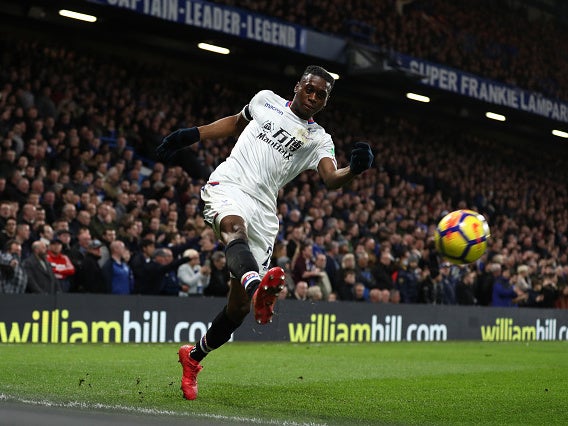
[225,239,259,280]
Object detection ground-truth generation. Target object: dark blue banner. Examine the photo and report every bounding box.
[91,0,305,52]
[395,53,568,124]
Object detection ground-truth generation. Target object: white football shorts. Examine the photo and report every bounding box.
[200,182,279,276]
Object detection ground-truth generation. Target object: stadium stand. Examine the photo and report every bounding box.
[211,0,568,100]
[0,1,567,308]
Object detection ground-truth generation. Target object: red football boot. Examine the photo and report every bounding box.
[178,345,203,400]
[252,266,285,324]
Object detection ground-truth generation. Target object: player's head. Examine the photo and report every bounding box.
[301,65,335,91]
[290,65,334,120]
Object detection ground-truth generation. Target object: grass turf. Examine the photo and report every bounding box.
[0,341,567,425]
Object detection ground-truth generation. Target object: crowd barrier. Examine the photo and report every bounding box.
[1,295,567,344]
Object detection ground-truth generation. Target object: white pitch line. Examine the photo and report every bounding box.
[0,393,327,426]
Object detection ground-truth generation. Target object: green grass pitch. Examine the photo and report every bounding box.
[1,341,567,425]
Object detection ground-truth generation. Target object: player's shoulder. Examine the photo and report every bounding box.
[249,90,288,116]
[252,89,285,104]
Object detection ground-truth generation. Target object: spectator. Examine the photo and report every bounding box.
[353,282,368,302]
[327,292,338,302]
[0,201,14,228]
[438,262,457,305]
[68,227,92,285]
[277,285,289,300]
[204,251,230,297]
[70,209,91,237]
[285,223,305,263]
[354,250,376,290]
[323,240,341,291]
[515,264,532,292]
[0,240,27,294]
[60,203,78,228]
[138,247,189,295]
[372,249,395,301]
[18,203,36,229]
[276,255,296,296]
[389,289,401,304]
[312,253,333,299]
[292,281,309,301]
[555,284,568,309]
[46,238,75,292]
[130,238,155,293]
[177,249,211,296]
[307,285,323,302]
[73,239,107,293]
[37,223,54,247]
[476,263,498,306]
[14,223,32,260]
[0,216,17,249]
[491,268,527,307]
[418,267,438,304]
[98,228,117,268]
[456,270,477,305]
[54,229,73,256]
[102,240,134,295]
[90,203,114,241]
[336,268,357,301]
[197,229,218,264]
[527,273,559,308]
[23,240,60,294]
[292,241,319,285]
[397,254,421,304]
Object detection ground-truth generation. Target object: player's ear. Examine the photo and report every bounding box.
[293,82,299,93]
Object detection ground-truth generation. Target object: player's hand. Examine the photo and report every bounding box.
[155,127,200,161]
[349,141,374,175]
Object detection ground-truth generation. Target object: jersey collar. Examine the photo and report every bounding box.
[286,101,315,124]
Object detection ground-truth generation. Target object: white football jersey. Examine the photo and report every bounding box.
[208,90,337,210]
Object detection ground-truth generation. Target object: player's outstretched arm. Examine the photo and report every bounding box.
[156,112,248,161]
[318,142,374,189]
[198,112,249,140]
[318,158,354,190]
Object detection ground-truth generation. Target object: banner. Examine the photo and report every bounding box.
[87,1,568,123]
[90,0,305,52]
[395,53,568,124]
[1,295,567,344]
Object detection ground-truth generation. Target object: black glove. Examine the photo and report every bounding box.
[349,141,374,175]
[155,127,200,161]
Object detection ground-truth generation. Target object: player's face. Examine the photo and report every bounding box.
[290,74,331,120]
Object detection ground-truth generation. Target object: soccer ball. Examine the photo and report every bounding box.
[434,209,490,265]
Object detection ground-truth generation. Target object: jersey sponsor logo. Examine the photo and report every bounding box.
[262,120,274,132]
[256,125,304,160]
[263,102,284,115]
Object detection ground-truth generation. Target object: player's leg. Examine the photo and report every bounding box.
[184,213,254,362]
[246,207,286,324]
[178,185,281,400]
[179,187,254,400]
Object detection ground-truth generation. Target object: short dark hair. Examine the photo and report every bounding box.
[140,238,155,249]
[211,251,225,262]
[302,65,335,91]
[153,248,170,259]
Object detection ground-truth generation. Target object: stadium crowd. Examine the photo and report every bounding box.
[0,14,567,309]
[212,0,568,100]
